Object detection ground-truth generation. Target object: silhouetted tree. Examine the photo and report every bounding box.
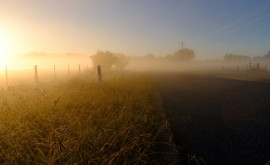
[264,51,270,58]
[90,51,128,71]
[173,48,195,61]
[252,51,270,61]
[144,54,155,59]
[90,51,117,71]
[224,54,251,61]
[253,56,263,61]
[114,54,128,70]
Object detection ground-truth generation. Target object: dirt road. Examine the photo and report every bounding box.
[154,73,270,165]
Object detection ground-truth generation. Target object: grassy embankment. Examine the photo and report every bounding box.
[0,72,177,164]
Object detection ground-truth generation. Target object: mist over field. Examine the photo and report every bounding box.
[1,0,270,164]
[2,50,270,88]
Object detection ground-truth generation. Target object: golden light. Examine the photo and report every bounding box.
[0,28,13,65]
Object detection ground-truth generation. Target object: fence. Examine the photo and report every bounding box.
[0,64,93,88]
[220,62,269,72]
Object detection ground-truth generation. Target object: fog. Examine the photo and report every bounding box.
[127,56,269,72]
[2,50,270,88]
[0,53,92,87]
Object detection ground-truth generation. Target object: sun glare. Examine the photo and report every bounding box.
[0,29,13,65]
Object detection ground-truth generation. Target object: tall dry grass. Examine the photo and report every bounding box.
[0,73,175,164]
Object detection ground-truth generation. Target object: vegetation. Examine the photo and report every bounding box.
[254,51,270,61]
[224,54,251,61]
[0,73,175,164]
[224,51,270,61]
[170,48,195,61]
[114,54,129,70]
[90,51,128,71]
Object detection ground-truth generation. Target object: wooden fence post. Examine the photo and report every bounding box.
[257,63,260,69]
[97,65,102,88]
[5,65,8,88]
[54,64,56,80]
[35,65,38,82]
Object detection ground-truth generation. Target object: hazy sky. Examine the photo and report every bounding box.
[1,0,270,59]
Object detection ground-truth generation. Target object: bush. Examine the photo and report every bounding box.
[90,51,128,71]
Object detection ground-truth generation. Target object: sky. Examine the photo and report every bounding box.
[0,0,270,59]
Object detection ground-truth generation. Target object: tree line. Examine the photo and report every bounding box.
[224,51,270,61]
[90,48,195,71]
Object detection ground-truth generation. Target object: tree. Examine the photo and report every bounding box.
[264,51,270,58]
[114,54,129,70]
[173,48,195,61]
[90,51,117,71]
[144,54,155,59]
[90,51,128,71]
[224,54,251,61]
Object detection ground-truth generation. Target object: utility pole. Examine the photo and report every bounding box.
[180,41,184,49]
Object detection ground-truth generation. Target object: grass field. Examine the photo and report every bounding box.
[4,70,269,165]
[0,72,177,164]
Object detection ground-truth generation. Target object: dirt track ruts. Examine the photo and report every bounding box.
[153,73,270,165]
